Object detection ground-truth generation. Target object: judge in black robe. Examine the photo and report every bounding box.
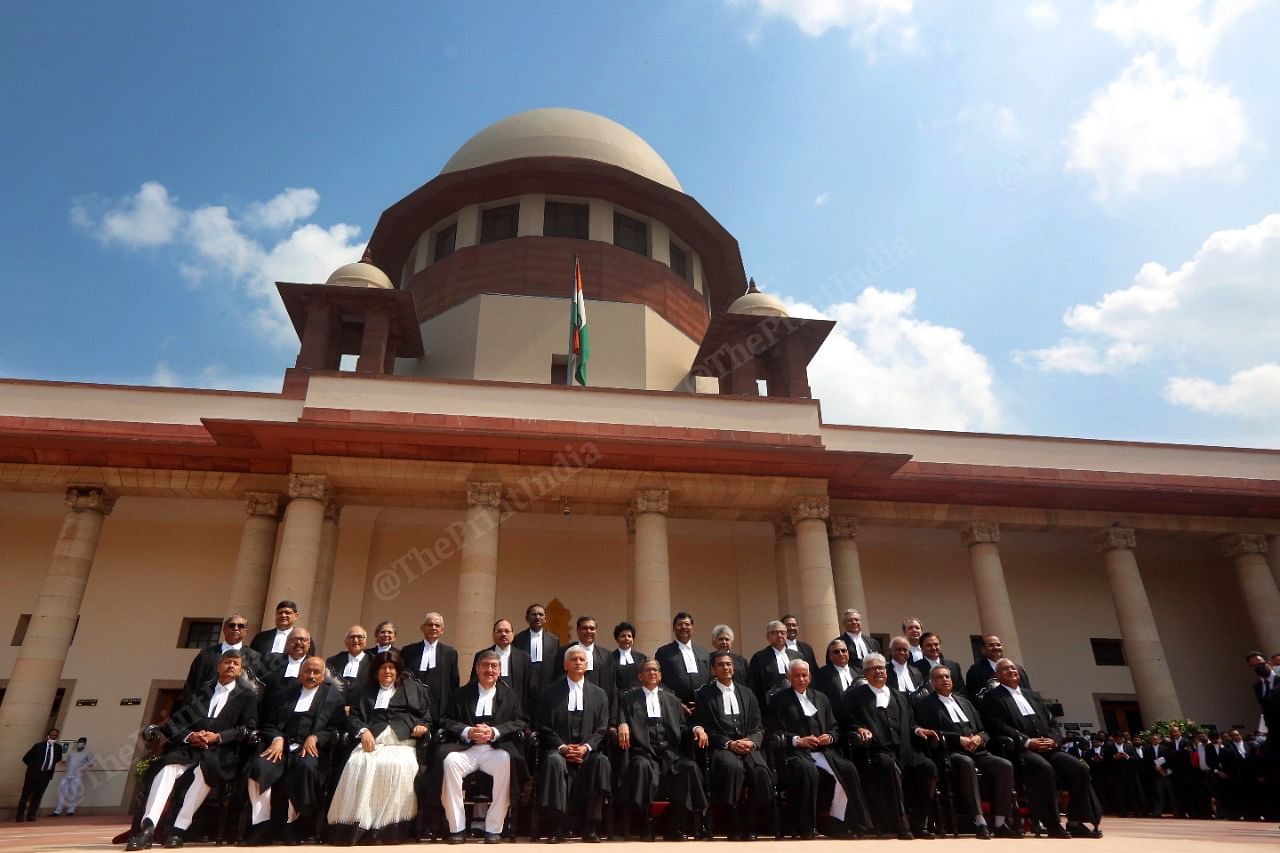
[181,614,265,702]
[534,646,612,839]
[765,659,870,839]
[551,616,617,718]
[513,603,561,699]
[692,651,773,840]
[615,661,708,839]
[653,612,712,710]
[911,632,966,695]
[250,600,316,660]
[247,657,344,843]
[844,653,939,838]
[981,657,1101,837]
[471,618,533,713]
[813,638,860,726]
[326,624,374,698]
[611,621,648,695]
[401,612,461,725]
[964,635,1030,699]
[747,620,802,707]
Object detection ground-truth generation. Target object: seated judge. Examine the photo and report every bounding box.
[911,632,965,695]
[813,638,859,719]
[692,651,773,840]
[327,650,431,842]
[980,658,1101,838]
[654,612,711,714]
[913,665,1015,838]
[552,616,616,716]
[886,636,925,695]
[127,650,258,851]
[182,613,265,702]
[472,618,533,712]
[965,636,1030,700]
[251,600,316,660]
[781,614,819,672]
[439,650,529,843]
[326,625,373,698]
[402,612,461,724]
[709,625,749,687]
[616,660,708,840]
[534,645,612,842]
[844,652,938,839]
[612,621,647,694]
[747,620,802,707]
[766,658,870,839]
[246,656,344,845]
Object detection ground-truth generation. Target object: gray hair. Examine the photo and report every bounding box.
[766,619,786,633]
[711,624,734,641]
[787,658,811,675]
[889,634,910,649]
[862,652,887,672]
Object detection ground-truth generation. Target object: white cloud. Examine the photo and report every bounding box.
[74,181,364,346]
[146,361,281,392]
[1164,364,1280,420]
[1023,213,1280,418]
[245,187,321,230]
[72,181,184,248]
[1065,53,1247,199]
[1094,0,1263,72]
[783,287,1002,431]
[814,191,831,206]
[743,0,918,55]
[931,104,1020,141]
[151,362,179,387]
[1027,1,1061,30]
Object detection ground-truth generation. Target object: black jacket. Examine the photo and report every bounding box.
[535,677,611,754]
[347,677,432,740]
[654,641,711,705]
[401,640,461,722]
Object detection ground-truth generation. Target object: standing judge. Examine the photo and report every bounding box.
[747,620,802,707]
[402,612,461,724]
[612,622,647,695]
[514,603,561,698]
[654,612,711,713]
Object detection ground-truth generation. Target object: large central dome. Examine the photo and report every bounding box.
[440,107,683,192]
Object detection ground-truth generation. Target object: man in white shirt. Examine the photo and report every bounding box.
[52,737,93,817]
[251,600,314,659]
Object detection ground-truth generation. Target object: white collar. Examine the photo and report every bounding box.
[716,680,736,693]
[220,641,243,652]
[477,683,497,699]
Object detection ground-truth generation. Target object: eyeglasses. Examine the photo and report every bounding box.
[226,623,247,629]
[831,648,849,654]
[347,634,367,640]
[866,665,887,671]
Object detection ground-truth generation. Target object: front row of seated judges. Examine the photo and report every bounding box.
[127,619,1102,848]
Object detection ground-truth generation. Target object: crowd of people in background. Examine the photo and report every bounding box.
[15,600,1278,846]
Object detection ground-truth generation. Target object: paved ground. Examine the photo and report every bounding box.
[1,816,1276,851]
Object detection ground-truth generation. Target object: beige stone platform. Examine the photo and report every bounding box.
[2,817,1277,852]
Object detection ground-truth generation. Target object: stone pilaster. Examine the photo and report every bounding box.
[632,488,671,656]
[960,521,1024,664]
[790,496,839,646]
[828,515,867,619]
[455,483,503,658]
[1222,533,1280,654]
[264,474,329,628]
[226,492,280,634]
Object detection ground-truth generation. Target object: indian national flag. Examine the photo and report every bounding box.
[569,256,589,386]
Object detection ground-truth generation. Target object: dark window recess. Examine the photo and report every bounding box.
[480,204,520,243]
[1090,638,1127,666]
[969,635,985,663]
[669,241,691,282]
[433,223,457,262]
[180,618,224,650]
[613,212,648,256]
[544,202,589,239]
[870,633,891,654]
[550,355,569,386]
[11,614,30,646]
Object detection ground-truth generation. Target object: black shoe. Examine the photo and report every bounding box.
[545,831,565,844]
[50,813,61,818]
[914,829,935,839]
[581,830,601,843]
[447,831,466,844]
[975,825,992,839]
[126,819,156,851]
[484,833,502,844]
[1066,823,1102,839]
[993,824,1022,839]
[1046,824,1071,839]
[898,832,916,840]
[14,816,26,823]
[162,830,185,849]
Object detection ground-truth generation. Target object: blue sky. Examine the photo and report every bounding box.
[3,1,1278,446]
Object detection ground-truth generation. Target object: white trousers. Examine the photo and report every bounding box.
[143,764,212,830]
[55,776,84,814]
[441,745,511,834]
[247,778,298,826]
[811,752,848,822]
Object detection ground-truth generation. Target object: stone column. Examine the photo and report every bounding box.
[1222,534,1280,654]
[226,492,281,634]
[455,483,503,658]
[829,516,867,618]
[310,503,341,651]
[0,486,115,809]
[624,511,636,627]
[1269,535,1280,592]
[1093,528,1184,722]
[791,496,839,647]
[773,519,798,616]
[632,489,671,657]
[264,474,329,628]
[961,522,1024,664]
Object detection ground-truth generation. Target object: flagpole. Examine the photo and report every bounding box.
[568,254,578,386]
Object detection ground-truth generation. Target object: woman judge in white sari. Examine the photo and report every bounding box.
[327,650,431,843]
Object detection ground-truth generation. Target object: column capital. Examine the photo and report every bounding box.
[466,481,503,508]
[1093,527,1136,553]
[829,516,858,539]
[960,521,1000,546]
[244,492,281,519]
[65,485,115,515]
[632,488,670,515]
[790,496,830,524]
[288,473,330,502]
[1221,533,1268,559]
[774,518,795,540]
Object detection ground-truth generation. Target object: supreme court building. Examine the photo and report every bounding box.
[2,108,1280,814]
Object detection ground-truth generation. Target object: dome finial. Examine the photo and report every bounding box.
[747,277,759,294]
[727,277,787,318]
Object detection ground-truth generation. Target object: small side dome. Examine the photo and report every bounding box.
[325,252,393,289]
[727,278,788,317]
